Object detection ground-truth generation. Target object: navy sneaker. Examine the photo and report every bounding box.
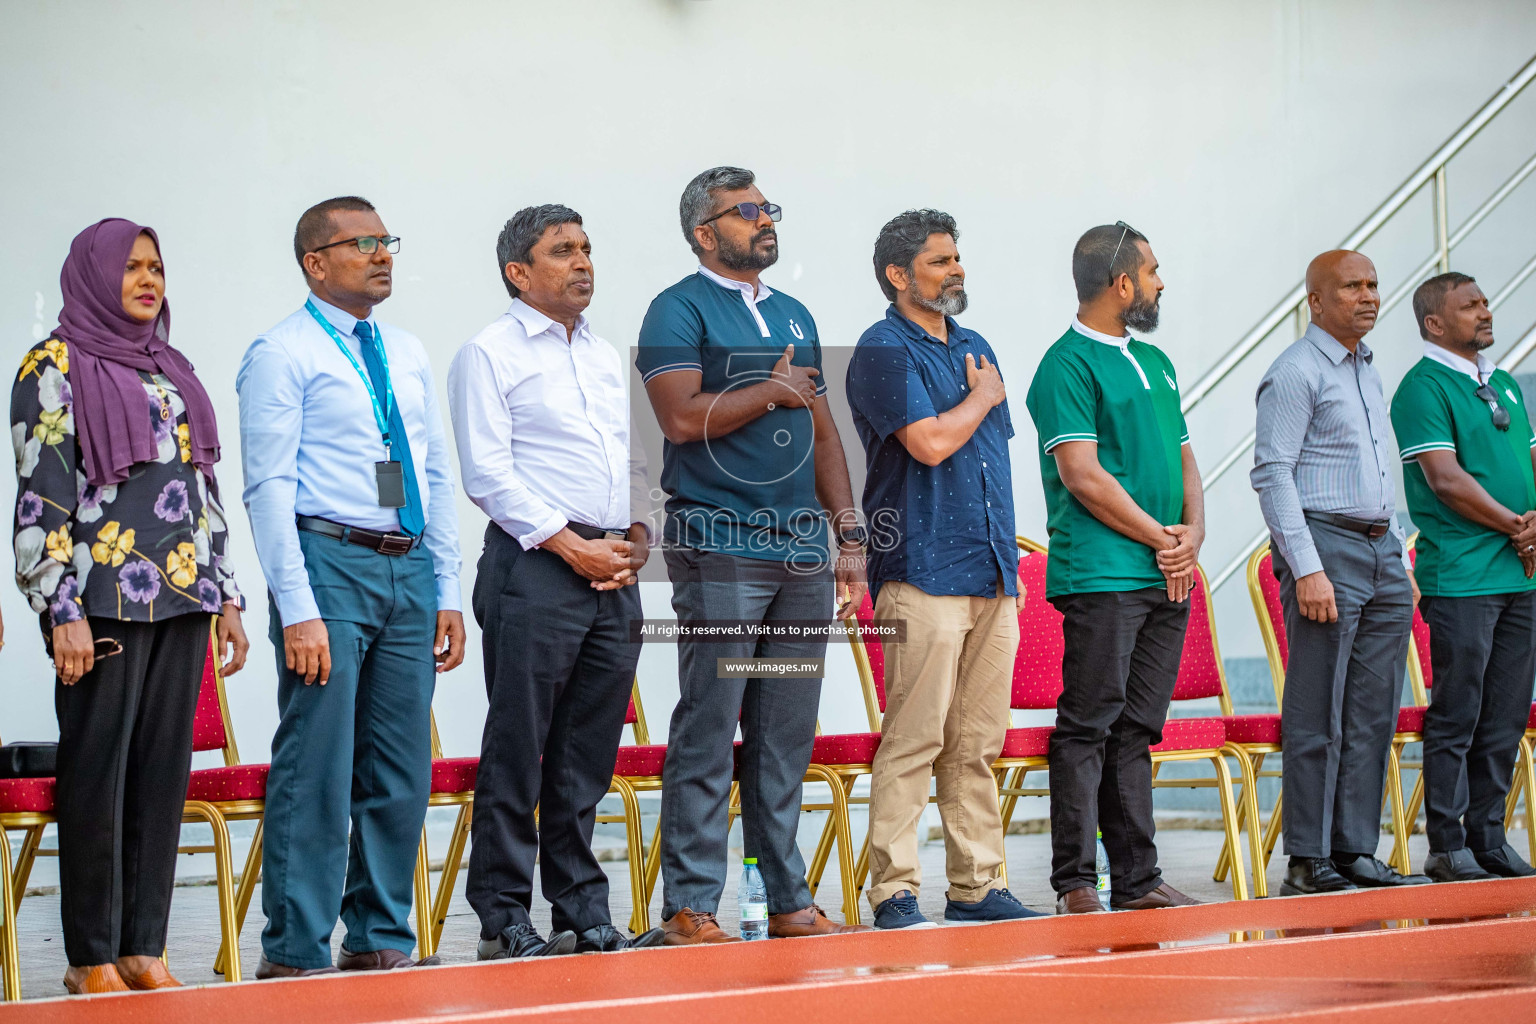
[873,890,933,930]
[944,888,1046,923]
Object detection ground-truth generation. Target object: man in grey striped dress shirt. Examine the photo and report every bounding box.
[1251,249,1431,895]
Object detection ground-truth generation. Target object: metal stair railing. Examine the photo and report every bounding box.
[1186,53,1536,592]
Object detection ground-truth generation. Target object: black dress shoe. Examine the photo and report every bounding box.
[1473,843,1536,878]
[1331,855,1432,887]
[1279,857,1358,895]
[1424,848,1498,882]
[476,922,578,960]
[574,923,667,952]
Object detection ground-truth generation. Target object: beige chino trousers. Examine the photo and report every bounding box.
[865,580,1018,909]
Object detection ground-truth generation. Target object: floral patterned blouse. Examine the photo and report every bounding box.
[12,337,241,631]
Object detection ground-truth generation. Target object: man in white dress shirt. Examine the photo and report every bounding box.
[448,205,662,957]
[238,196,465,976]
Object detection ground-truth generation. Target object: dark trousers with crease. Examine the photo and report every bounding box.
[1274,520,1411,860]
[54,613,206,966]
[1047,587,1189,899]
[466,524,642,938]
[1420,590,1536,855]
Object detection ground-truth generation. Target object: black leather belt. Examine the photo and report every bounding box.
[297,515,420,555]
[564,521,625,541]
[1304,511,1390,539]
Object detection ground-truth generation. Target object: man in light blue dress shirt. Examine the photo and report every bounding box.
[1251,249,1428,897]
[238,196,465,976]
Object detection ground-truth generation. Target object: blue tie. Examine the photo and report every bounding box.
[355,321,425,536]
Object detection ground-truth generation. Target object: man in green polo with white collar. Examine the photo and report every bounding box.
[1391,271,1536,883]
[1025,221,1205,915]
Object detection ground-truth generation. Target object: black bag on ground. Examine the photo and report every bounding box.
[0,742,58,778]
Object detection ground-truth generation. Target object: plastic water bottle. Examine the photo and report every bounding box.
[1095,830,1112,910]
[739,857,769,940]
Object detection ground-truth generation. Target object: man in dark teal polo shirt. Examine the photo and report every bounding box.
[1391,271,1536,883]
[636,166,869,942]
[1025,222,1205,915]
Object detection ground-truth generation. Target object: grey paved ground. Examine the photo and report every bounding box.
[11,803,1505,1001]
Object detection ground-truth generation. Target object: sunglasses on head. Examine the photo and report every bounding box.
[1107,220,1135,285]
[1475,382,1512,431]
[699,202,783,228]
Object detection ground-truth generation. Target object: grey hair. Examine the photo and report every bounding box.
[679,166,755,257]
[873,209,959,303]
[495,204,583,298]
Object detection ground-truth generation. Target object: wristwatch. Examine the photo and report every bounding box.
[836,526,868,548]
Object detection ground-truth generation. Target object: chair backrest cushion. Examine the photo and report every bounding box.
[854,592,888,712]
[1406,547,1432,689]
[191,635,228,753]
[1012,551,1066,710]
[1257,551,1289,667]
[1170,570,1223,702]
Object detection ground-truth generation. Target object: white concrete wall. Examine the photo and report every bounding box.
[3,1,1536,762]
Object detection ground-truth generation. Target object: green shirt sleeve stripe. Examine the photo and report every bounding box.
[1042,431,1097,451]
[1399,440,1457,460]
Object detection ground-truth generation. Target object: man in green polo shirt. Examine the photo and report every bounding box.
[1025,221,1205,915]
[1390,271,1536,883]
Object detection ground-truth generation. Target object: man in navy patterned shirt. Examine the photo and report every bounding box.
[846,210,1036,929]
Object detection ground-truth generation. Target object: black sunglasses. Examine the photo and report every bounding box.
[699,202,782,228]
[42,635,123,660]
[1475,383,1512,431]
[309,235,401,256]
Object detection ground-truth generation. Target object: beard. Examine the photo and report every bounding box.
[912,276,968,317]
[1467,331,1496,351]
[718,228,779,272]
[1123,279,1160,333]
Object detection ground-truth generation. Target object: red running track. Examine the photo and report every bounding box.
[11,878,1536,1023]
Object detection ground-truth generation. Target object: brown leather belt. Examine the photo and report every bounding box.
[1304,511,1390,539]
[296,515,420,555]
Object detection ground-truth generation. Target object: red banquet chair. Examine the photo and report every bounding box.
[0,617,256,999]
[1246,542,1424,877]
[198,632,435,970]
[1396,542,1536,868]
[996,538,1264,900]
[796,593,972,910]
[422,685,657,946]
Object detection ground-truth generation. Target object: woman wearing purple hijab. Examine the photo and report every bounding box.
[10,219,251,994]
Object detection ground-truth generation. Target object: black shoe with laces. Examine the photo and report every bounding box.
[873,890,932,929]
[943,888,1045,923]
[477,922,577,960]
[1279,857,1358,895]
[574,923,667,952]
[1330,855,1432,887]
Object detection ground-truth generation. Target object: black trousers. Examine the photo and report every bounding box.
[1420,591,1536,854]
[1047,588,1189,899]
[54,614,206,965]
[465,524,642,937]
